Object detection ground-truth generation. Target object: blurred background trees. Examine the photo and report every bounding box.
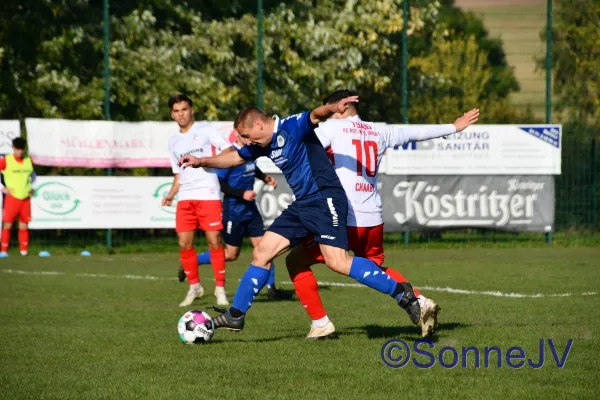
[0,0,533,124]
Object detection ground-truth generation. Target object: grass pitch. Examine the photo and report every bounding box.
[1,247,599,399]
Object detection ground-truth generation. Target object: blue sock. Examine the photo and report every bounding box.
[231,264,270,314]
[348,257,401,298]
[196,250,211,265]
[267,261,276,287]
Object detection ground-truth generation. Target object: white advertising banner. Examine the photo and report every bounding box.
[384,125,561,175]
[0,120,21,154]
[25,119,235,168]
[28,176,178,229]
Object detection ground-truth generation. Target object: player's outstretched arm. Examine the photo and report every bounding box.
[388,108,480,147]
[179,147,245,169]
[309,96,359,125]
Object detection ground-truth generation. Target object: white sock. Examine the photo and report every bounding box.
[191,283,201,291]
[312,315,330,329]
[215,286,225,294]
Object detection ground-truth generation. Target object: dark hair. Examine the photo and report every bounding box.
[168,94,193,110]
[12,137,26,150]
[323,89,359,113]
[234,107,270,129]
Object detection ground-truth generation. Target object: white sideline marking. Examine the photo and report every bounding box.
[280,280,598,299]
[76,273,178,281]
[2,269,597,298]
[2,269,177,281]
[2,269,65,276]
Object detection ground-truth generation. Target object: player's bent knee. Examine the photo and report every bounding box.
[322,249,351,275]
[206,235,223,250]
[178,236,194,250]
[251,246,272,268]
[178,241,193,250]
[225,252,239,262]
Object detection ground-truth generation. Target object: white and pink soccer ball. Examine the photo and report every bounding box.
[177,310,215,344]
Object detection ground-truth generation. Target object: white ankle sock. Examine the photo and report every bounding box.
[312,315,330,329]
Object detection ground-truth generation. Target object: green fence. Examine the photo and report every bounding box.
[2,0,599,253]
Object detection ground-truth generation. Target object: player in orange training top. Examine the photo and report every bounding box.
[1,137,37,258]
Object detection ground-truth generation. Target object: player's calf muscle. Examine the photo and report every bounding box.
[285,245,315,275]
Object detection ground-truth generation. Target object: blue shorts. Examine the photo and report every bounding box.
[267,188,348,250]
[223,212,265,247]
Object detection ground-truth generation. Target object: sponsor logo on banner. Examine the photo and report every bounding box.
[153,182,178,215]
[519,126,561,148]
[33,181,82,221]
[29,176,178,229]
[392,178,549,229]
[25,119,235,168]
[149,181,177,224]
[254,176,294,227]
[386,125,561,175]
[398,130,491,152]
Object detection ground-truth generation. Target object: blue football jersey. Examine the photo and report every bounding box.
[237,112,342,203]
[217,160,261,221]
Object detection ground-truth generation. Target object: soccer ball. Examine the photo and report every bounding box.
[177,310,215,344]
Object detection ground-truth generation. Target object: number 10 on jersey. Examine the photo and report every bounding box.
[352,140,378,177]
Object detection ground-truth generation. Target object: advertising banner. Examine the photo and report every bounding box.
[28,176,178,229]
[380,175,555,232]
[384,125,561,175]
[254,174,555,232]
[25,119,235,168]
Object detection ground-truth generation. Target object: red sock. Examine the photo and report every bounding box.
[291,268,327,321]
[19,229,29,253]
[1,228,10,253]
[209,247,226,287]
[180,248,199,285]
[381,267,422,297]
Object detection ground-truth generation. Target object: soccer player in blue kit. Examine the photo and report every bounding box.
[177,131,290,299]
[179,95,421,334]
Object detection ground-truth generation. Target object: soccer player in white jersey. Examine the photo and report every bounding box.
[286,89,479,338]
[162,94,231,307]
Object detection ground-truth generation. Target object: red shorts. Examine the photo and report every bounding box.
[304,223,385,266]
[176,200,223,233]
[2,195,32,224]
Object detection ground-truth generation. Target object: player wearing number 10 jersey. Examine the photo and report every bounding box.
[286,89,480,337]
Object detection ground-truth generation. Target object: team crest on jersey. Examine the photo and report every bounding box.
[277,135,285,147]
